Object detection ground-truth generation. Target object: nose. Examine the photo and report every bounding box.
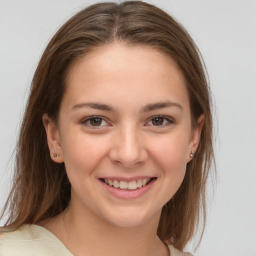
[108,126,148,168]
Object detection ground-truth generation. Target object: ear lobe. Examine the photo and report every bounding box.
[42,113,64,163]
[187,114,205,162]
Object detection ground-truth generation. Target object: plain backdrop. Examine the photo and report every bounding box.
[0,1,255,255]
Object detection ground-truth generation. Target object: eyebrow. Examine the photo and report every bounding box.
[71,101,183,112]
[72,102,114,111]
[142,101,183,112]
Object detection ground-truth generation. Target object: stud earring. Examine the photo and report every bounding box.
[53,153,59,157]
[189,151,195,159]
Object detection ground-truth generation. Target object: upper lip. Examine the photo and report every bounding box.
[99,176,155,182]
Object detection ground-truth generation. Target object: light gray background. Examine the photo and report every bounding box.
[0,1,255,255]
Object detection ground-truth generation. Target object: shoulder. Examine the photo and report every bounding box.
[168,244,193,256]
[0,224,72,256]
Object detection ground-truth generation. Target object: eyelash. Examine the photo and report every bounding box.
[81,116,109,128]
[146,115,174,127]
[81,115,174,128]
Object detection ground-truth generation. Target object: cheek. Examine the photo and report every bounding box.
[60,132,109,178]
[149,134,189,179]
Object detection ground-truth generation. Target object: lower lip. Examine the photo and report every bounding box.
[100,179,156,199]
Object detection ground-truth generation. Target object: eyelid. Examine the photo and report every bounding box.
[81,115,111,128]
[80,115,175,128]
[145,115,175,127]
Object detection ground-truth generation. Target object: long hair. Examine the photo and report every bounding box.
[1,1,214,250]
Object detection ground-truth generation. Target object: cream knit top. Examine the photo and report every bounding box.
[0,224,192,256]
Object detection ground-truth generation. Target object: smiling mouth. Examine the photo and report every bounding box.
[99,178,156,190]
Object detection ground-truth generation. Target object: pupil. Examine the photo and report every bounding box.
[153,117,163,125]
[90,118,102,126]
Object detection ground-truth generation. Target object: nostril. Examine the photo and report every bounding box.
[108,137,148,167]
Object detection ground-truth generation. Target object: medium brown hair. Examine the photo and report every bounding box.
[1,1,214,250]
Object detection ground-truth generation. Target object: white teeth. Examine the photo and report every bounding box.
[104,178,151,190]
[120,181,128,189]
[113,180,119,188]
[137,179,142,188]
[128,180,137,190]
[142,178,148,186]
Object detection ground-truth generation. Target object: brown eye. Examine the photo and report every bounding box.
[81,116,109,127]
[146,116,174,127]
[152,117,164,126]
[89,117,103,126]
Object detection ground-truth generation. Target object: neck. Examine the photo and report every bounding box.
[60,201,168,256]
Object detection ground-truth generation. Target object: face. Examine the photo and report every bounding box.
[43,43,204,228]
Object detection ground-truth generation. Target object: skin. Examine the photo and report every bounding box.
[42,43,204,256]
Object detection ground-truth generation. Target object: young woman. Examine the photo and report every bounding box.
[0,1,214,255]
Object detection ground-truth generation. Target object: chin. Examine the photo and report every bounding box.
[102,206,160,229]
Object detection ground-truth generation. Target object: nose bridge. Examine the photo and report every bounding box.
[109,123,147,167]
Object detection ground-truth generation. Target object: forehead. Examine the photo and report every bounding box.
[63,43,190,112]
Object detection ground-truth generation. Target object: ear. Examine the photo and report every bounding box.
[42,113,64,163]
[187,114,205,163]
